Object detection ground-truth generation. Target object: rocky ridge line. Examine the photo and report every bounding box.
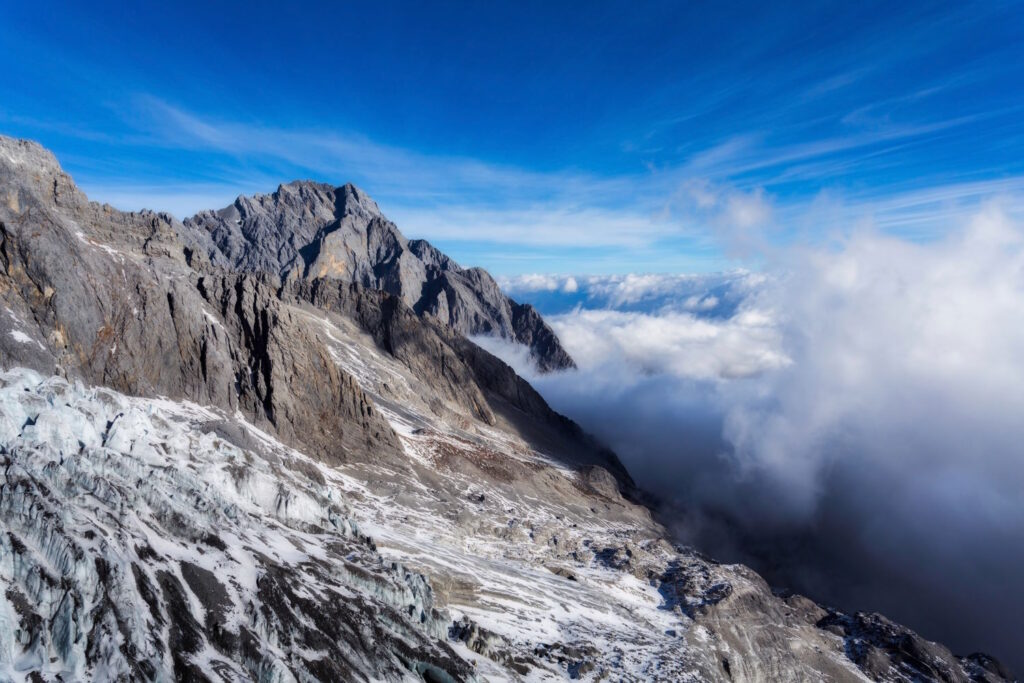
[182,181,574,372]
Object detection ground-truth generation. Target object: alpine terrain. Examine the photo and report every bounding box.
[0,134,1014,682]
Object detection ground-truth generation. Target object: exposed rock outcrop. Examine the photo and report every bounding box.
[183,181,574,371]
[0,137,404,469]
[289,277,632,485]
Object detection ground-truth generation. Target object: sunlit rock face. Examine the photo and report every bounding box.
[0,134,1015,682]
[183,181,574,372]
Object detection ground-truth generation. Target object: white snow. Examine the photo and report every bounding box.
[7,330,45,351]
[0,368,459,681]
[0,362,866,681]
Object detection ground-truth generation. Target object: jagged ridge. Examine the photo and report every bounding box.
[182,181,575,372]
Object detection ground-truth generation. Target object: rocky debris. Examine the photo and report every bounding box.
[817,611,1015,683]
[532,643,602,680]
[657,560,734,618]
[449,617,532,674]
[577,465,625,500]
[183,180,574,371]
[0,369,473,682]
[962,654,1017,683]
[289,278,633,484]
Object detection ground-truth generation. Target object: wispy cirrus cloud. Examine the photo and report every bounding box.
[679,113,990,182]
[130,97,645,207]
[55,96,1024,275]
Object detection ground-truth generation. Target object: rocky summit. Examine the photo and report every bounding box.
[0,134,1014,682]
[182,180,574,373]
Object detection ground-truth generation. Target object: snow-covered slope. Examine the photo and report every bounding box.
[3,365,1006,682]
[0,368,469,682]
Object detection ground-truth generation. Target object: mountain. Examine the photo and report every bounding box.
[0,134,1013,682]
[182,181,574,372]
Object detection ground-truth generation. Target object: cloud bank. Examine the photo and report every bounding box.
[482,206,1024,671]
[498,271,761,320]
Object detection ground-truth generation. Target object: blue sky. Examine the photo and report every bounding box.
[2,1,1023,274]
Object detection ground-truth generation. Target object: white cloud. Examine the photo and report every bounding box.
[590,273,728,308]
[720,205,1024,514]
[547,308,787,381]
[500,273,563,292]
[70,97,1024,257]
[499,273,589,295]
[683,294,718,311]
[499,271,759,318]
[483,206,1024,665]
[389,204,674,248]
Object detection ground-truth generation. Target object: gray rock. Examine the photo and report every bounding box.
[0,136,403,469]
[289,278,632,483]
[815,610,1014,683]
[183,181,575,371]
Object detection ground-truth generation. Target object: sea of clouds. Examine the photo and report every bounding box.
[485,206,1024,670]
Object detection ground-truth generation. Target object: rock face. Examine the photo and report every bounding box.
[0,138,403,469]
[183,181,575,371]
[0,134,1014,682]
[289,277,632,484]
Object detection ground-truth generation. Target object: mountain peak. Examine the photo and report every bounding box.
[184,180,575,371]
[0,134,61,174]
[0,134,86,211]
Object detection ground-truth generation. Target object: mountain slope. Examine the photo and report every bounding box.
[0,140,404,470]
[0,135,1013,682]
[0,368,471,682]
